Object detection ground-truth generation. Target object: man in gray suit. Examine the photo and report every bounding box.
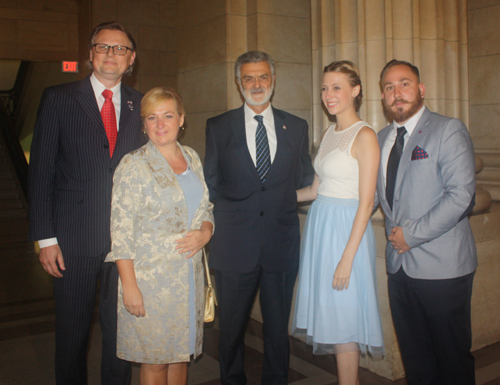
[376,59,477,385]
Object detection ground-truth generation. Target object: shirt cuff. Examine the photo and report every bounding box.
[38,238,58,248]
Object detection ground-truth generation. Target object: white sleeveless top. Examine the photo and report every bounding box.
[314,121,372,200]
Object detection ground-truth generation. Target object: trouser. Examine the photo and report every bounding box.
[53,253,131,385]
[388,267,475,385]
[215,263,298,385]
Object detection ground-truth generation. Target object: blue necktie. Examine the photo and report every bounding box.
[254,115,271,182]
[386,126,407,210]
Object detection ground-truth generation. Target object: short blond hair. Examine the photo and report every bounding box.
[141,87,185,123]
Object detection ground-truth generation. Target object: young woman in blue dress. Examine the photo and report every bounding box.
[293,61,384,385]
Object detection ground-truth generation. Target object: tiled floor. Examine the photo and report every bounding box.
[1,221,500,384]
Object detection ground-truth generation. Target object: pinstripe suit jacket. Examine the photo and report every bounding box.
[28,75,146,258]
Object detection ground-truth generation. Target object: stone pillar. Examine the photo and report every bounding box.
[309,0,470,380]
[177,0,312,158]
[78,0,92,80]
[469,0,500,202]
[89,0,178,93]
[177,0,231,156]
[310,0,469,151]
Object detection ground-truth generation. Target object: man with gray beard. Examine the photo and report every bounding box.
[204,51,314,384]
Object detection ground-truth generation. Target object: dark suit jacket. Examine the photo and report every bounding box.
[28,75,146,258]
[376,107,477,279]
[204,105,314,273]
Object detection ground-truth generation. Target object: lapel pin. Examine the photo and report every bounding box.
[127,101,134,111]
[283,125,286,130]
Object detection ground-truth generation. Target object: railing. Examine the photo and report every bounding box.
[0,100,28,200]
[0,61,32,200]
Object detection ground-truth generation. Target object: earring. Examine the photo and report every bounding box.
[180,126,185,132]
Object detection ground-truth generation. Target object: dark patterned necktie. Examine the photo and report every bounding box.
[386,126,407,210]
[254,115,271,182]
[101,89,117,158]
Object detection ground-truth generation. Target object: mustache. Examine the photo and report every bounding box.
[391,98,410,106]
[250,87,265,94]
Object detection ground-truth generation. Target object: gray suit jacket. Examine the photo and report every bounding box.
[376,107,477,279]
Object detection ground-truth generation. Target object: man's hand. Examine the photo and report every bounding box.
[39,244,65,277]
[388,227,411,254]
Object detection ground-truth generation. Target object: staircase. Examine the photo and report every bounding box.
[0,134,30,250]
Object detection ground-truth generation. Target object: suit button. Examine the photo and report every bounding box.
[262,187,266,192]
[109,168,114,173]
[104,144,109,149]
[260,212,264,216]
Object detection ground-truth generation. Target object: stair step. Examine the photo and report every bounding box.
[0,170,15,178]
[0,200,24,210]
[0,241,35,252]
[0,217,29,233]
[0,209,28,220]
[0,135,29,244]
[0,232,29,244]
[0,180,17,190]
[0,189,19,200]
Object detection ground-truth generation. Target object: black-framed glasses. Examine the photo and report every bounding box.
[92,44,133,56]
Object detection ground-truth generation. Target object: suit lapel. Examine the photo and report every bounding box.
[266,107,290,182]
[230,107,261,179]
[394,107,432,195]
[119,84,134,133]
[377,127,391,205]
[114,84,135,162]
[76,76,107,139]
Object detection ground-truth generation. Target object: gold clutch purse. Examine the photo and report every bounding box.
[203,248,217,322]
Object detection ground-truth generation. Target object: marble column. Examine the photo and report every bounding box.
[177,0,312,158]
[309,0,470,380]
[310,0,469,150]
[469,0,500,202]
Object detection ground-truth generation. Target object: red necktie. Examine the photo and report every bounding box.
[101,89,117,157]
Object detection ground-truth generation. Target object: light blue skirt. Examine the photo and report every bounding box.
[292,195,384,356]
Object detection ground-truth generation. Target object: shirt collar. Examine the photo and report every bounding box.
[244,103,273,125]
[392,104,426,137]
[90,73,121,98]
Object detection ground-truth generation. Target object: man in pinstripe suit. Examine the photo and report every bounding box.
[28,22,145,385]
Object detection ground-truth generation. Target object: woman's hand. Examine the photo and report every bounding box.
[176,221,213,258]
[332,258,353,291]
[122,284,145,317]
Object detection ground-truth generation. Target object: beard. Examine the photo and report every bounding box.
[384,93,424,124]
[239,81,274,107]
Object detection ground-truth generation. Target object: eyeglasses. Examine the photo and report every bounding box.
[92,44,133,56]
[241,74,272,85]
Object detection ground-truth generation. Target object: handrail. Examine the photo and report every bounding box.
[0,103,28,199]
[0,60,32,200]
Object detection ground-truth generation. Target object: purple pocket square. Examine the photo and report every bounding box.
[411,146,429,160]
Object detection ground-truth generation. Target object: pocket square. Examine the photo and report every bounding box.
[411,146,429,160]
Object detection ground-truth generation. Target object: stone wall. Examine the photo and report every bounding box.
[0,0,79,62]
[177,0,313,159]
[468,0,500,150]
[89,0,178,93]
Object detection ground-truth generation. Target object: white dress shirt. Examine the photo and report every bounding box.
[381,105,426,185]
[244,103,277,164]
[90,73,122,129]
[38,74,122,249]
